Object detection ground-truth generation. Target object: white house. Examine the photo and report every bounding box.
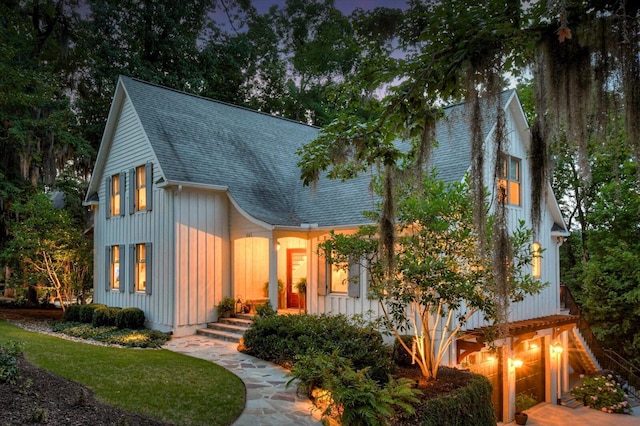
[85,76,597,422]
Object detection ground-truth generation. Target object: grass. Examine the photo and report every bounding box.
[0,320,245,425]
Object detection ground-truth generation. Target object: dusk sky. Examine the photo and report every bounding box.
[249,0,409,14]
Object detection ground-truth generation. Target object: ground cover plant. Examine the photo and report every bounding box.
[0,319,245,425]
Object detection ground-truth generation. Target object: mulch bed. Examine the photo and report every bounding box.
[0,307,173,425]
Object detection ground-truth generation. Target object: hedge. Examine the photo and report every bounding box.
[242,313,393,383]
[416,372,496,426]
[115,307,145,330]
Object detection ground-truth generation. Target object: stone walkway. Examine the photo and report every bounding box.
[163,335,322,426]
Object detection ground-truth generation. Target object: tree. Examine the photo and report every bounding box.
[319,176,544,381]
[0,0,91,245]
[298,0,640,348]
[1,192,92,310]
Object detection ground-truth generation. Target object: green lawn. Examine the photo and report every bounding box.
[0,320,245,425]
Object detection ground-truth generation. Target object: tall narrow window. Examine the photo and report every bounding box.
[498,155,521,206]
[532,242,542,279]
[111,245,120,290]
[111,174,121,216]
[135,244,146,292]
[136,165,147,211]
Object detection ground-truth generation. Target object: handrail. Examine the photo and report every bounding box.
[561,284,640,399]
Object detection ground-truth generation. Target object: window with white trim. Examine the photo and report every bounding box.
[110,245,120,290]
[135,165,147,211]
[329,262,348,293]
[532,242,542,279]
[498,154,521,206]
[111,174,121,216]
[135,244,147,292]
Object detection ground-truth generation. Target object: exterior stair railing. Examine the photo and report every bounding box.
[560,284,640,400]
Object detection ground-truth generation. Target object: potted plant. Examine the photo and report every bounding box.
[217,296,235,318]
[295,277,307,312]
[515,394,536,425]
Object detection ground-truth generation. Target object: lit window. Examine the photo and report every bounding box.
[111,174,121,216]
[111,245,120,290]
[135,244,146,292]
[498,155,521,206]
[329,262,348,293]
[532,242,542,279]
[136,165,147,211]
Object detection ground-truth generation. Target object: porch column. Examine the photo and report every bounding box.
[268,237,279,309]
[561,331,569,393]
[502,345,514,422]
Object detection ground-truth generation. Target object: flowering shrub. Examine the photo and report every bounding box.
[572,373,632,414]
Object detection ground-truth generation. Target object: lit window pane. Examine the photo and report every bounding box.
[532,242,541,279]
[330,263,348,293]
[136,244,146,292]
[136,166,146,211]
[111,175,120,216]
[111,245,120,289]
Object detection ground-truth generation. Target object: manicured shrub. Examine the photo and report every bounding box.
[243,313,393,382]
[92,306,121,327]
[393,335,415,367]
[115,307,146,330]
[407,371,496,426]
[79,304,106,323]
[63,304,83,322]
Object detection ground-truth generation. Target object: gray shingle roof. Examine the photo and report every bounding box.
[121,76,514,227]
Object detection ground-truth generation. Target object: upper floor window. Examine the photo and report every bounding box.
[135,165,147,211]
[111,174,121,216]
[498,155,521,206]
[130,163,153,213]
[532,242,542,279]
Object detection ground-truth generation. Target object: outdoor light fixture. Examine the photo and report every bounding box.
[512,358,523,368]
[277,242,281,251]
[530,342,539,350]
[487,356,496,362]
[552,342,563,354]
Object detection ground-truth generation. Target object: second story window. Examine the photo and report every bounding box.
[498,155,521,206]
[136,165,147,211]
[111,174,121,216]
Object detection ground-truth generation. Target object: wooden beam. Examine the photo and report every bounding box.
[457,339,485,364]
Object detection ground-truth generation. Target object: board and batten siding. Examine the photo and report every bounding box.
[462,102,561,331]
[94,96,176,333]
[174,189,230,336]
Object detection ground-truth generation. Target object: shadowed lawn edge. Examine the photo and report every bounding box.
[0,320,245,426]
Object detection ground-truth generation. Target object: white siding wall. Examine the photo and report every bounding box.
[463,102,560,331]
[93,97,176,332]
[174,189,230,336]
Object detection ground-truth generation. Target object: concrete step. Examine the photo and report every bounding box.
[218,317,253,328]
[207,322,249,334]
[196,327,243,343]
[561,392,583,409]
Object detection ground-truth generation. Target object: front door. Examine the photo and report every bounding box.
[287,249,307,309]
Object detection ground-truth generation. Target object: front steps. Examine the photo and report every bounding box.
[560,392,583,409]
[196,314,253,343]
